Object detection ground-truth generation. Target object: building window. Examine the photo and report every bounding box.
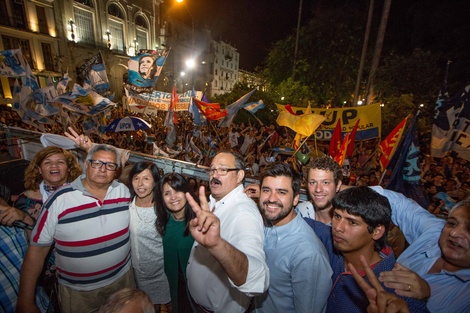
[109,19,124,52]
[2,35,34,69]
[136,29,147,50]
[41,43,54,71]
[12,0,26,29]
[0,0,10,26]
[108,3,125,52]
[36,5,48,34]
[73,6,95,44]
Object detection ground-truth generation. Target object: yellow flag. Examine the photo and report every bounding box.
[277,111,326,137]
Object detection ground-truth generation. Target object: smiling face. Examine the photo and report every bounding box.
[260,175,299,226]
[307,168,342,212]
[132,169,156,203]
[139,56,154,78]
[162,183,186,220]
[439,206,470,271]
[38,153,69,186]
[209,152,243,201]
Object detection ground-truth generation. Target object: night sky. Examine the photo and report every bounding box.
[168,0,316,71]
[168,0,470,74]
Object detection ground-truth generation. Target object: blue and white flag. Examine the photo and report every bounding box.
[0,49,28,77]
[244,100,264,114]
[430,84,470,161]
[218,89,256,127]
[188,87,203,125]
[126,49,169,94]
[76,52,111,97]
[53,84,116,116]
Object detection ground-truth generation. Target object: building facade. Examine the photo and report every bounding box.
[210,40,239,97]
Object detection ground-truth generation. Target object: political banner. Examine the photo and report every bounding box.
[126,49,169,94]
[127,90,202,114]
[276,103,382,141]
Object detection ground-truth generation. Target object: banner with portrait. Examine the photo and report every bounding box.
[126,49,170,94]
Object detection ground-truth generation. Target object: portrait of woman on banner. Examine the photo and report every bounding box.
[126,52,166,93]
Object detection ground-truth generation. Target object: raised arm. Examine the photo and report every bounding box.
[186,186,248,286]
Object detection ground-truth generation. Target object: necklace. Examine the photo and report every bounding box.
[134,205,156,223]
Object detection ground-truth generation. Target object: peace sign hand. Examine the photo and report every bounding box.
[186,185,222,249]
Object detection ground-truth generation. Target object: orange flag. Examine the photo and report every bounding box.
[379,116,409,170]
[346,119,360,157]
[334,133,350,166]
[171,85,179,124]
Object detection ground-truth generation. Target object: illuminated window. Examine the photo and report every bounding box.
[108,3,125,52]
[73,6,95,44]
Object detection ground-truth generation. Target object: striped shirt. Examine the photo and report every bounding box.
[31,175,131,291]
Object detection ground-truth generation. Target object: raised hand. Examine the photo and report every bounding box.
[379,262,431,300]
[185,185,222,248]
[350,255,410,313]
[64,127,93,151]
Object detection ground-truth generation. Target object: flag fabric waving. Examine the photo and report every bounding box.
[276,111,326,137]
[0,49,28,77]
[334,133,350,166]
[329,119,342,158]
[379,116,408,170]
[76,52,111,97]
[244,100,265,114]
[126,49,169,94]
[218,89,256,127]
[430,84,470,161]
[188,87,203,125]
[193,98,227,121]
[385,114,429,209]
[346,119,360,158]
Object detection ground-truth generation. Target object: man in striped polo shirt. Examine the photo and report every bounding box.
[17,144,133,313]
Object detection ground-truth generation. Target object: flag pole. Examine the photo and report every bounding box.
[293,135,310,156]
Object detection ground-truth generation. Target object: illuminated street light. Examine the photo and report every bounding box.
[69,19,75,41]
[176,0,195,88]
[105,30,111,49]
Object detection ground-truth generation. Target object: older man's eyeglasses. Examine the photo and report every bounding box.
[208,167,239,176]
[88,160,118,171]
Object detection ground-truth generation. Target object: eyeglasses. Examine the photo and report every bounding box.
[88,159,118,171]
[207,167,239,176]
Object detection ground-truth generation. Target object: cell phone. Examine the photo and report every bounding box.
[12,220,34,230]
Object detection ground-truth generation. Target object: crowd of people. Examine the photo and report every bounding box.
[0,103,469,313]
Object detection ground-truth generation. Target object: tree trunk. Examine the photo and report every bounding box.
[365,0,392,105]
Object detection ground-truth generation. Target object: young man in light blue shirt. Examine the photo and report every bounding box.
[254,162,332,313]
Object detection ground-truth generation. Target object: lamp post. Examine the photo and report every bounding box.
[133,38,138,55]
[105,30,111,49]
[69,18,75,41]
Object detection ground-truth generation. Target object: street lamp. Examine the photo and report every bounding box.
[69,18,75,41]
[105,30,111,49]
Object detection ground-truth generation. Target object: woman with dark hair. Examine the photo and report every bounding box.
[157,173,198,313]
[127,161,170,312]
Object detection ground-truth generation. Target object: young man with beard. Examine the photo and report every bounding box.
[253,162,332,313]
[307,187,427,313]
[295,156,343,225]
[185,151,269,313]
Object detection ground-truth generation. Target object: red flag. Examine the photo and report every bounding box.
[193,98,228,121]
[285,104,299,115]
[346,119,360,157]
[329,119,342,158]
[379,116,408,170]
[171,85,179,124]
[334,133,350,166]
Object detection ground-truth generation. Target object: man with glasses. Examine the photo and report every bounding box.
[185,151,269,313]
[17,144,134,313]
